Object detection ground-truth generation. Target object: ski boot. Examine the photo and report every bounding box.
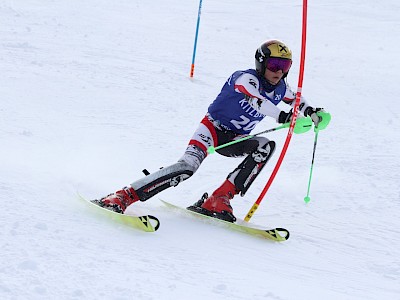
[91,186,139,214]
[187,180,238,223]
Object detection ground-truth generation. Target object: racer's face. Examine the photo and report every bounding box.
[264,68,284,85]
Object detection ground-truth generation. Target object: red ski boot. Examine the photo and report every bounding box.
[92,186,139,214]
[188,180,238,222]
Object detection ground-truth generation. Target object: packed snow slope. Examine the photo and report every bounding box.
[1,0,400,299]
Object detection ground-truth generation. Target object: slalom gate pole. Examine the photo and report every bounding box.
[244,0,309,222]
[303,128,319,203]
[190,0,203,78]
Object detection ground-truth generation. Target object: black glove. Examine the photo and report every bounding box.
[278,109,293,124]
[304,107,324,127]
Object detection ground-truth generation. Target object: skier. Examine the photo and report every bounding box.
[93,40,330,222]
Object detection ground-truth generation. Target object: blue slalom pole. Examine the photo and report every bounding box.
[190,0,203,78]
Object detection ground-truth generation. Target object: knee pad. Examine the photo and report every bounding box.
[179,144,206,170]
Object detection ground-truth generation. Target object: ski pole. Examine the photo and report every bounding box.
[190,0,203,78]
[207,125,285,154]
[207,117,312,154]
[304,128,319,203]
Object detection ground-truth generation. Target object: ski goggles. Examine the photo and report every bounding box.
[266,57,292,73]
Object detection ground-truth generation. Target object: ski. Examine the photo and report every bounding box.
[78,194,160,232]
[161,200,289,241]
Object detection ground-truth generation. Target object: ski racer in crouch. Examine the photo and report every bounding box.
[93,40,330,222]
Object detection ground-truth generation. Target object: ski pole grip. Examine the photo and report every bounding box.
[294,117,312,134]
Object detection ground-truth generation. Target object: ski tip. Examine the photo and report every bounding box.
[272,228,290,241]
[147,215,161,232]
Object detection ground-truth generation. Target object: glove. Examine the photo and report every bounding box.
[304,107,331,130]
[278,109,293,124]
[304,107,323,126]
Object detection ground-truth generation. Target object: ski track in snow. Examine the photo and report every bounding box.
[1,0,400,299]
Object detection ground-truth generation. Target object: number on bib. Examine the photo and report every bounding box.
[230,115,259,131]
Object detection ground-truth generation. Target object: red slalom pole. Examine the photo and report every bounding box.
[244,0,308,222]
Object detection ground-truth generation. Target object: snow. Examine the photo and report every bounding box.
[1,0,400,299]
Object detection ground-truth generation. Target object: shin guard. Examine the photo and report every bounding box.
[228,141,276,196]
[130,161,196,201]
